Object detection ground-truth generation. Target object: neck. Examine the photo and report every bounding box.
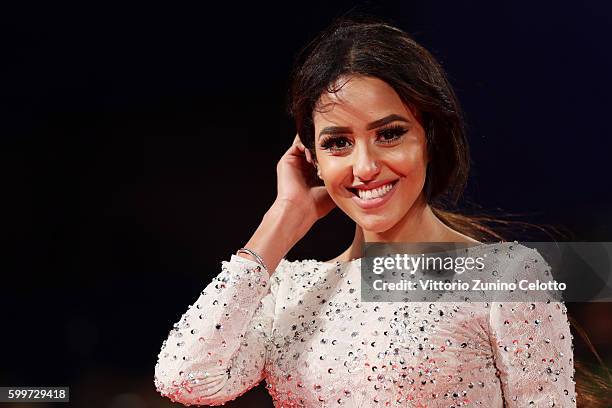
[337,195,477,262]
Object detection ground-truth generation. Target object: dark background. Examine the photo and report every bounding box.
[2,1,611,407]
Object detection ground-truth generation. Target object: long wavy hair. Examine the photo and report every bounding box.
[287,12,610,407]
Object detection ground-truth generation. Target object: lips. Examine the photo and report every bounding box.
[349,178,398,191]
[348,179,399,210]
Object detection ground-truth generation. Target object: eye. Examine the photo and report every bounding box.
[377,125,408,144]
[319,136,353,152]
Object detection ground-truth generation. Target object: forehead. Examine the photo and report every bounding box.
[314,76,410,128]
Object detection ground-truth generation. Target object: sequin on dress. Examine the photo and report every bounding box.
[154,242,576,407]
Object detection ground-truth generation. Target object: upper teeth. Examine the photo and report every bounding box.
[356,182,395,200]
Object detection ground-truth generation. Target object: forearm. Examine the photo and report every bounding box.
[239,199,313,275]
[155,256,274,405]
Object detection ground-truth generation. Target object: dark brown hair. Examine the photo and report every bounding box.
[287,12,610,406]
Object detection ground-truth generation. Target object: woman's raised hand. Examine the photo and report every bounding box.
[239,135,336,275]
[275,134,336,226]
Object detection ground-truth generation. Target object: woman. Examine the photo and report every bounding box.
[154,16,576,407]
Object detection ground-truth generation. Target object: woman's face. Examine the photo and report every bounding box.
[313,75,428,233]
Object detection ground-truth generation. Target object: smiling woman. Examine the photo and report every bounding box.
[311,76,432,236]
[154,14,581,408]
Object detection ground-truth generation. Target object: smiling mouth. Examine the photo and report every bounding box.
[348,180,399,201]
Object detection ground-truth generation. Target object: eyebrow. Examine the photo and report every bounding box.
[318,114,411,139]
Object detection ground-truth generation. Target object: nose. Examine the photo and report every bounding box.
[352,143,381,182]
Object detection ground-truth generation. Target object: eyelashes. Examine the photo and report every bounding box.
[319,124,409,153]
[320,136,351,151]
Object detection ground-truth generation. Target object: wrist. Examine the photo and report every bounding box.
[269,199,315,240]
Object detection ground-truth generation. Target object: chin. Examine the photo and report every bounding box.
[355,214,399,234]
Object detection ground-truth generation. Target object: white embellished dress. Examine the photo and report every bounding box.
[154,242,576,407]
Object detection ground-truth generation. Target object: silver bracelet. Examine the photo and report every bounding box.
[236,248,269,272]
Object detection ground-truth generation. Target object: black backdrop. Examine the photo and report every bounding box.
[3,1,612,407]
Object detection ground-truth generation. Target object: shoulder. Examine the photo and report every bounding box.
[477,242,558,302]
[474,241,552,281]
[478,241,550,271]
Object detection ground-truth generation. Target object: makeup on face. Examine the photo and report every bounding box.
[313,75,428,233]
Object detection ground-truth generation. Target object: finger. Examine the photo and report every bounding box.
[285,135,308,158]
[284,140,307,159]
[294,133,308,149]
[304,148,313,163]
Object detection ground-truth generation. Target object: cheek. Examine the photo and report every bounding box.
[387,142,428,177]
[317,157,350,187]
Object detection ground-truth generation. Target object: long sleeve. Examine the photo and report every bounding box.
[488,248,577,407]
[154,254,283,406]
